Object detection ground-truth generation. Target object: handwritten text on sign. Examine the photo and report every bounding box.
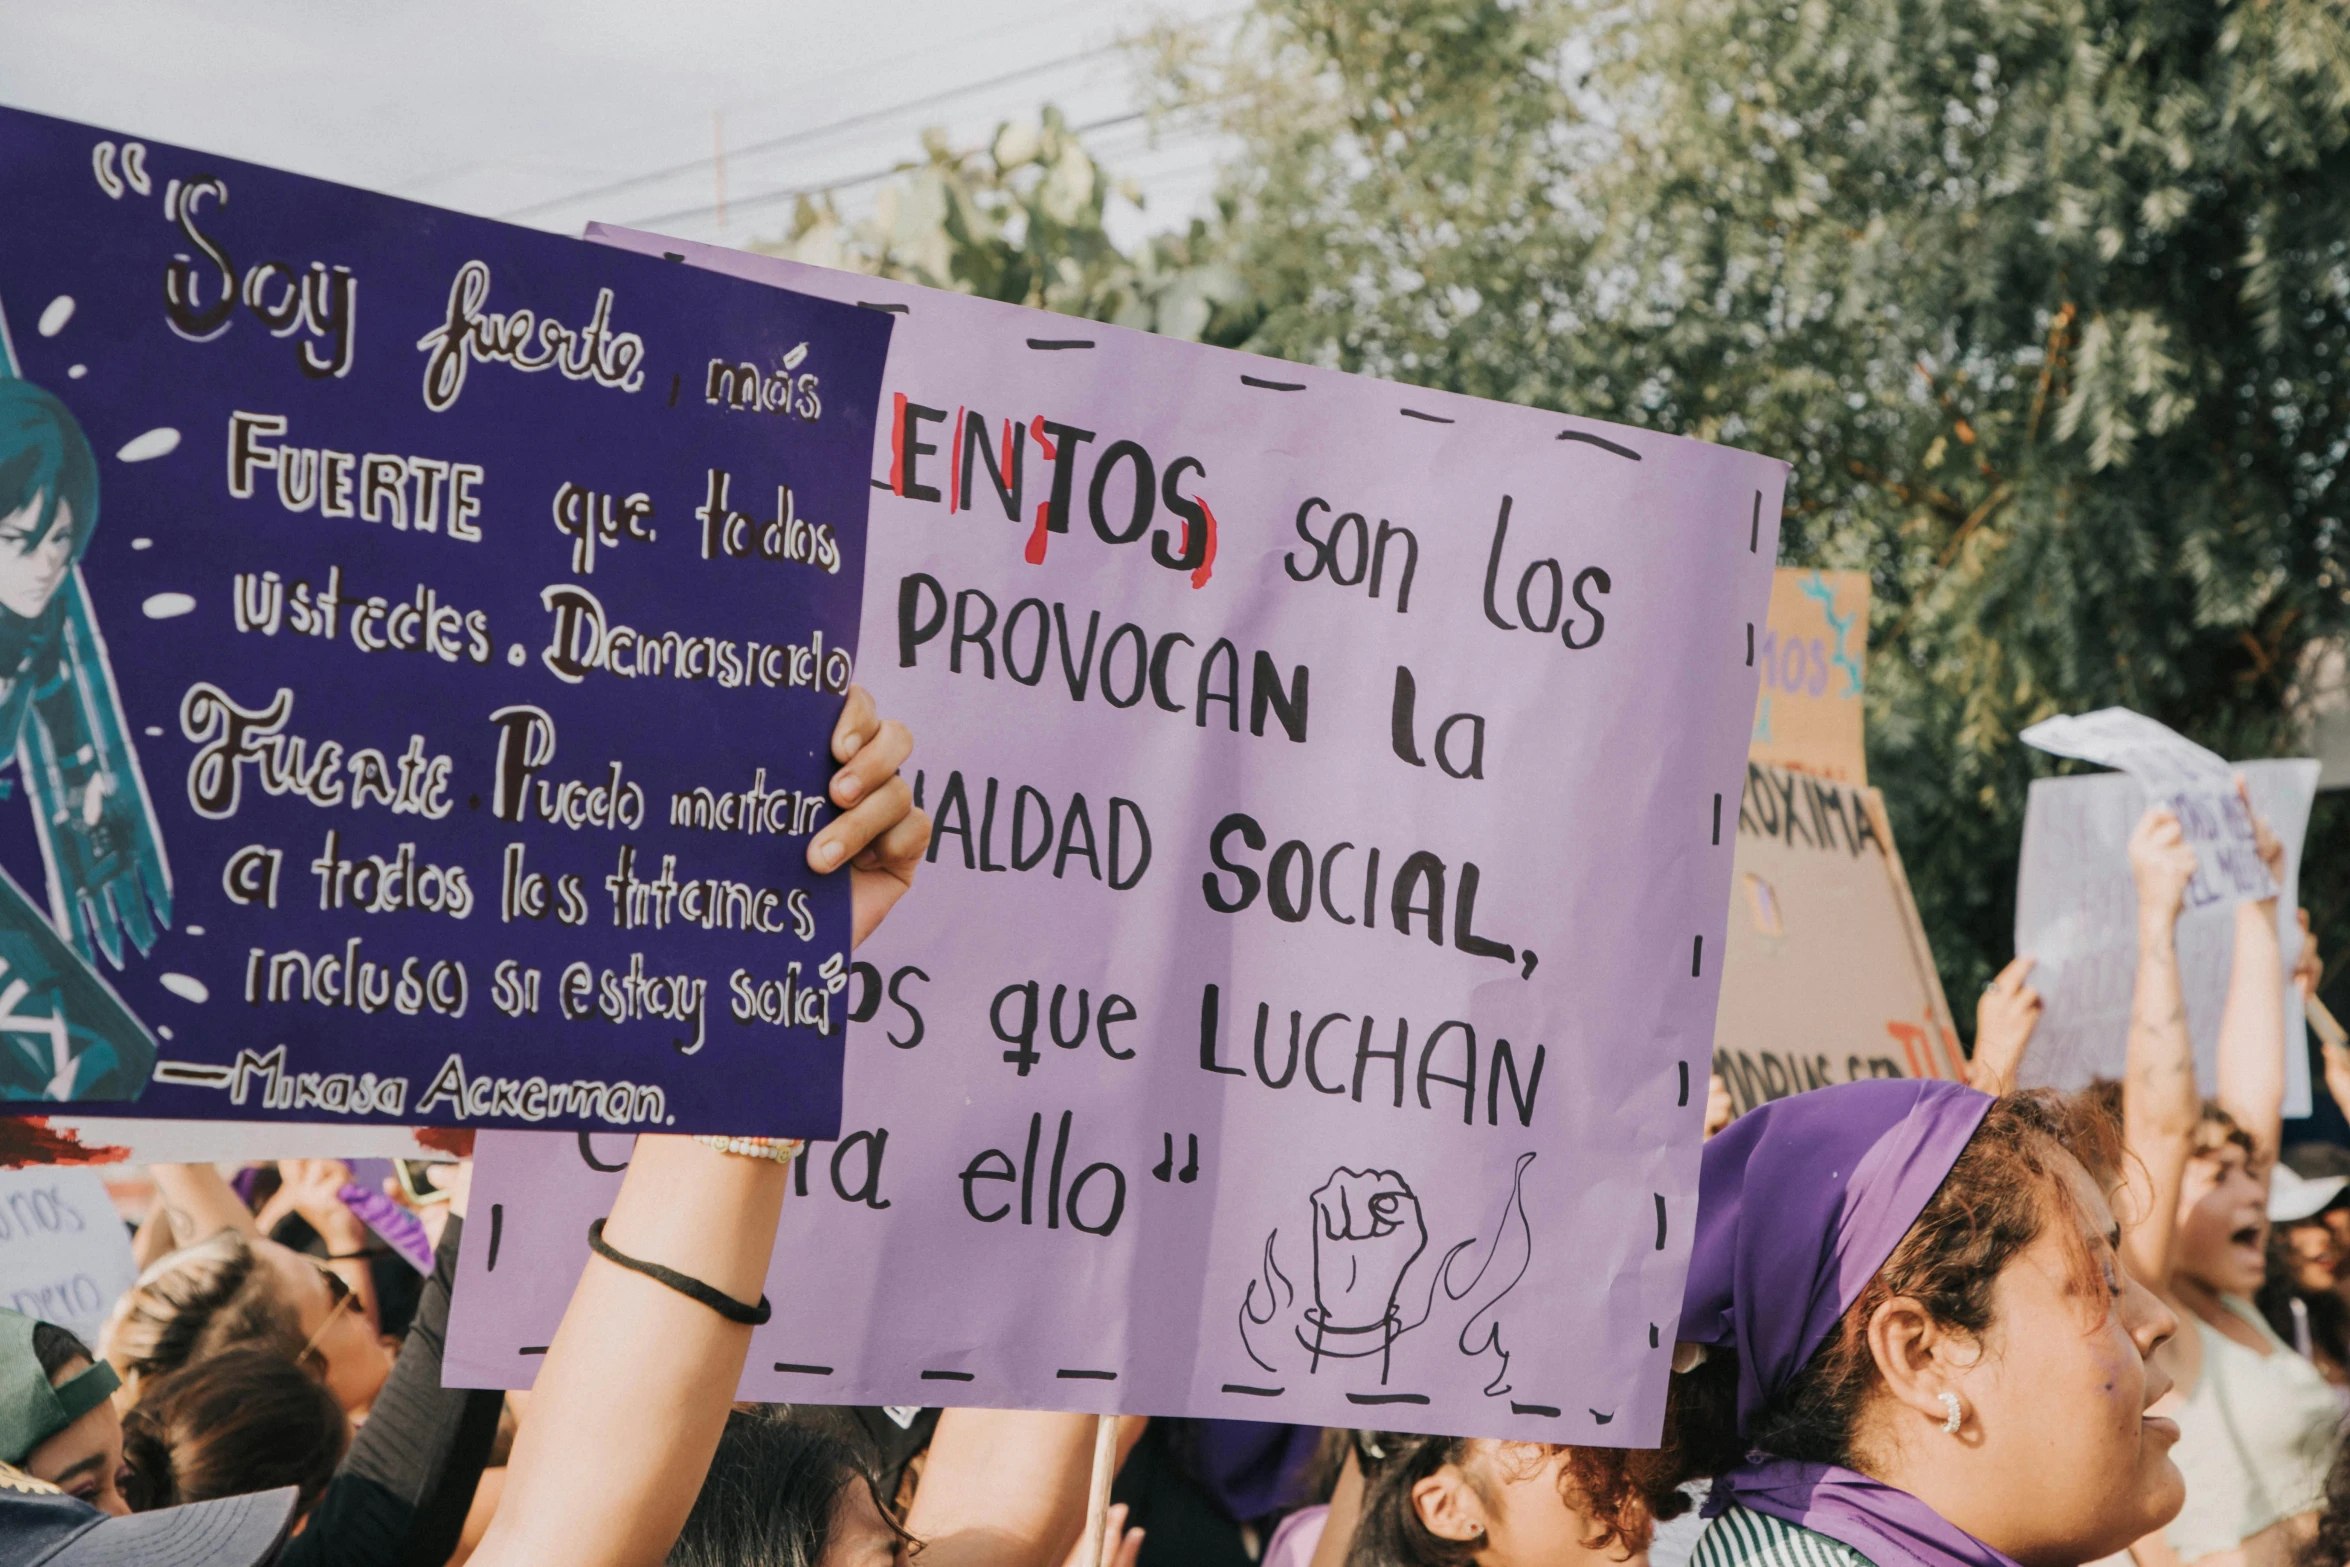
[0,108,887,1133]
[446,234,1785,1446]
[2021,709,2281,905]
[2014,758,2316,1118]
[0,1168,137,1348]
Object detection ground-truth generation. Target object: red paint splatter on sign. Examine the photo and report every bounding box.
[1189,500,1220,589]
[0,1118,129,1168]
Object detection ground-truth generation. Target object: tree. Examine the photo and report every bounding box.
[1167,0,2350,1012]
[753,107,1255,344]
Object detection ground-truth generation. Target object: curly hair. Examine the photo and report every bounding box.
[1561,1088,2123,1548]
[102,1231,306,1397]
[1346,1429,1642,1567]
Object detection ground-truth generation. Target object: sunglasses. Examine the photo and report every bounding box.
[298,1260,358,1366]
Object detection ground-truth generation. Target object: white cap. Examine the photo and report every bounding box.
[2269,1164,2350,1224]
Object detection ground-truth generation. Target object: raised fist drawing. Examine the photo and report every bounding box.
[1307,1167,1427,1366]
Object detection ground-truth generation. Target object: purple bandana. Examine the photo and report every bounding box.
[1679,1078,2012,1567]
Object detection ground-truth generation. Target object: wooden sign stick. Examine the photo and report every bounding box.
[1079,1412,1119,1567]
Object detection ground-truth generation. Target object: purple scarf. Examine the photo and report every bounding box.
[1679,1078,2016,1567]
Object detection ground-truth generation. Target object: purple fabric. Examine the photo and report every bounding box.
[1679,1078,2005,1567]
[1189,1421,1320,1523]
[1678,1077,1992,1436]
[338,1182,434,1275]
[1710,1460,2025,1567]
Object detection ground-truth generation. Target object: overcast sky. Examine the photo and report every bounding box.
[0,0,1234,250]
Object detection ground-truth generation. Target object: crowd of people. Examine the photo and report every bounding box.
[7,694,2350,1567]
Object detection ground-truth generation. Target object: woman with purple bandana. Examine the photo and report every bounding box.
[1569,1078,2186,1567]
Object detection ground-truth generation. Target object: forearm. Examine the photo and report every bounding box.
[147,1163,259,1248]
[2217,898,2286,1168]
[468,1136,788,1567]
[2122,905,2197,1285]
[904,1410,1107,1567]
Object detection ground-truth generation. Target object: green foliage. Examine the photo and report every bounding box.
[1168,0,2350,1012]
[754,107,1255,344]
[789,0,2350,1030]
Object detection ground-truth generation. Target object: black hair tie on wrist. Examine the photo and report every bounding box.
[586,1218,772,1326]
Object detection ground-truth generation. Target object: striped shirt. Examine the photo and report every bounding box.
[1690,1504,1877,1567]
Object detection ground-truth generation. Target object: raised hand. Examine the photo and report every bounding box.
[805,685,929,949]
[2236,773,2287,900]
[1309,1168,1427,1333]
[1969,956,2042,1096]
[2128,807,2198,924]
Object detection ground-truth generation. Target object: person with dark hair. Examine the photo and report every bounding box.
[668,1408,910,1567]
[2256,1170,2350,1385]
[101,1225,395,1417]
[273,1184,507,1567]
[1565,1077,2183,1567]
[119,1349,347,1517]
[1,1310,129,1515]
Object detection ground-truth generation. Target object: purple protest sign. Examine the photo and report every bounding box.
[445,236,1783,1445]
[0,111,886,1135]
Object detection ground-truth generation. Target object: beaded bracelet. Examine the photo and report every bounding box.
[692,1135,806,1165]
[586,1219,772,1326]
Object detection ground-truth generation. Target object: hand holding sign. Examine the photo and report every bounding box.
[2014,757,2318,1111]
[813,685,928,947]
[2128,807,2201,920]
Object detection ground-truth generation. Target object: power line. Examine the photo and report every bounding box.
[499,44,1128,221]
[619,108,1161,230]
[391,0,1106,200]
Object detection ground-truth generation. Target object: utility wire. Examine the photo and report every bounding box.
[616,104,1234,232]
[499,44,1126,221]
[619,108,1157,230]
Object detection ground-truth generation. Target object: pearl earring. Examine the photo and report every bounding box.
[1939,1392,1963,1435]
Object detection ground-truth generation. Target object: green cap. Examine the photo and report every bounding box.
[0,1310,120,1465]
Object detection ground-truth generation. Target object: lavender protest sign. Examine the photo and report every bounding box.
[444,234,1783,1445]
[2014,757,2317,1117]
[0,108,887,1133]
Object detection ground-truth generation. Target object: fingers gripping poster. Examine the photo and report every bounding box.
[446,232,1785,1445]
[0,109,888,1133]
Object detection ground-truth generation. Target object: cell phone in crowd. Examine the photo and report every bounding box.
[395,1160,453,1206]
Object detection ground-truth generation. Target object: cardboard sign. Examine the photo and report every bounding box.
[1710,761,1960,1114]
[2022,709,2280,904]
[2014,758,2317,1117]
[444,234,1786,1446]
[0,109,888,1134]
[0,1167,137,1346]
[1749,570,1869,784]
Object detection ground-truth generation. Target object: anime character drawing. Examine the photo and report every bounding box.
[0,358,171,1100]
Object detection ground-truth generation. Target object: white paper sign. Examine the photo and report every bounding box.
[0,1168,138,1347]
[2021,709,2281,904]
[2013,757,2317,1117]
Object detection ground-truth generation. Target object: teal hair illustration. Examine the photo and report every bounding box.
[0,318,167,1100]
